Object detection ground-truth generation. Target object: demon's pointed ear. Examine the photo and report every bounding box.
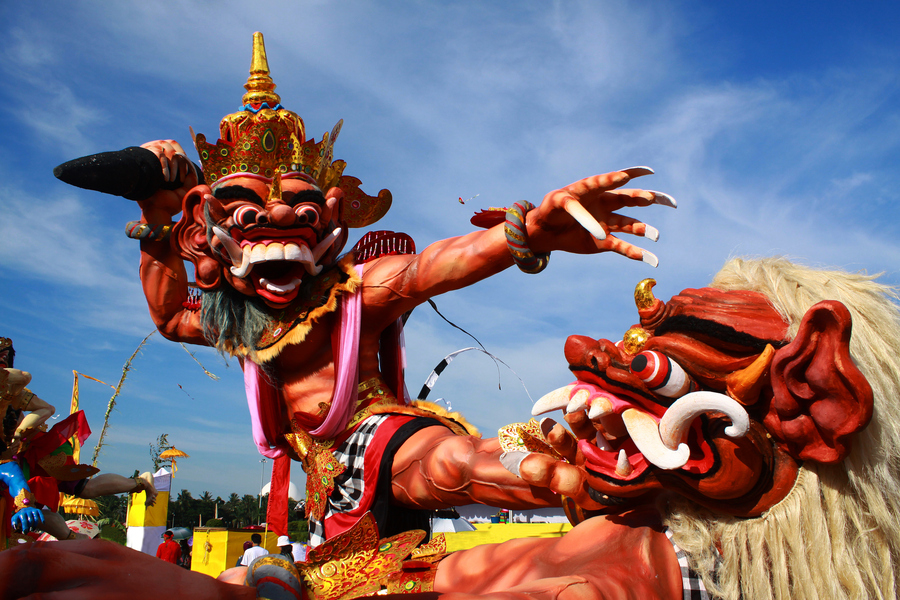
[766,300,873,463]
[172,185,223,290]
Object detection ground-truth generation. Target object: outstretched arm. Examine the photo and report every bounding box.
[361,168,673,327]
[390,428,561,510]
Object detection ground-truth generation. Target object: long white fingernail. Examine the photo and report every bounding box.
[650,191,677,208]
[644,225,659,242]
[565,200,606,241]
[621,166,654,178]
[642,250,659,268]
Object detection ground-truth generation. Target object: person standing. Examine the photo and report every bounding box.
[276,535,294,561]
[239,533,267,566]
[156,530,181,564]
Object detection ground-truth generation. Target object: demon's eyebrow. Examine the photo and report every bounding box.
[287,189,326,206]
[213,185,265,206]
[654,314,784,352]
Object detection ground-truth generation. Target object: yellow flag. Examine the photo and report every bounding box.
[70,371,80,463]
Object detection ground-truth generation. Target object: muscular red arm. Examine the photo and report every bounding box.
[390,427,560,510]
[134,141,206,345]
[432,511,683,600]
[360,169,667,331]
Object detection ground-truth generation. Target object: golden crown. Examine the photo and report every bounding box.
[192,32,391,228]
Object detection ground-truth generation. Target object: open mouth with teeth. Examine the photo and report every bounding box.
[234,239,320,305]
[569,382,717,481]
[212,225,343,307]
[532,377,748,489]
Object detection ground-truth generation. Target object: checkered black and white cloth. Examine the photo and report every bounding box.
[308,414,389,547]
[665,528,711,599]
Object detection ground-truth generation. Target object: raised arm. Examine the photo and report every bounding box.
[134,141,207,345]
[361,168,674,326]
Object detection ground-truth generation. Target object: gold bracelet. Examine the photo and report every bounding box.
[19,389,35,410]
[133,475,145,493]
[13,488,35,511]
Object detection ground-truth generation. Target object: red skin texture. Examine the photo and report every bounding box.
[0,516,680,600]
[134,141,662,513]
[0,540,256,600]
[431,510,681,600]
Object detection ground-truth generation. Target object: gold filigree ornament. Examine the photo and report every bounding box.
[409,533,448,564]
[284,421,344,521]
[298,512,425,600]
[13,488,35,511]
[192,32,391,228]
[499,418,565,461]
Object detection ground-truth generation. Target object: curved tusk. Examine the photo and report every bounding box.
[212,226,243,267]
[312,227,342,264]
[621,408,690,470]
[657,391,750,451]
[564,200,606,241]
[532,385,575,416]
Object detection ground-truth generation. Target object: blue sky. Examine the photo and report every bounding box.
[1,1,899,499]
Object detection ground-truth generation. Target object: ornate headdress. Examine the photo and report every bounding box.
[192,32,391,228]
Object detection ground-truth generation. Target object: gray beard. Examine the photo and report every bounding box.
[201,285,272,359]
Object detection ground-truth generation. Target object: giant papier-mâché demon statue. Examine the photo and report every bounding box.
[4,258,897,600]
[49,31,669,552]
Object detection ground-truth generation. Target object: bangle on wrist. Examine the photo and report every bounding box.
[126,221,172,241]
[504,201,550,274]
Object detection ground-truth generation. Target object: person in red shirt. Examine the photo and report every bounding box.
[156,530,181,564]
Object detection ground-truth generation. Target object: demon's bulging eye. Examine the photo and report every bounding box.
[294,205,320,226]
[234,205,261,227]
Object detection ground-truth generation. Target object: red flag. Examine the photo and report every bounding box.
[266,455,291,537]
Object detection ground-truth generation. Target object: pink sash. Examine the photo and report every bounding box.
[244,266,363,457]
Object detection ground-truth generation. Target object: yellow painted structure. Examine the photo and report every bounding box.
[191,528,280,578]
[126,491,170,527]
[443,522,572,552]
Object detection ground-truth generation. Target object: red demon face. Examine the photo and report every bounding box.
[535,281,873,517]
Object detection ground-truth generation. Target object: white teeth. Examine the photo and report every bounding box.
[235,240,325,279]
[565,389,591,414]
[615,449,633,477]
[594,432,613,451]
[284,243,303,261]
[621,408,690,470]
[260,277,301,294]
[532,385,575,416]
[264,242,286,261]
[588,397,613,420]
[250,244,267,263]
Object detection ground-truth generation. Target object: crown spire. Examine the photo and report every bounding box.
[192,32,392,227]
[242,32,281,107]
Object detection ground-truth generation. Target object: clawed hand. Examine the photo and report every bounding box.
[529,167,677,267]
